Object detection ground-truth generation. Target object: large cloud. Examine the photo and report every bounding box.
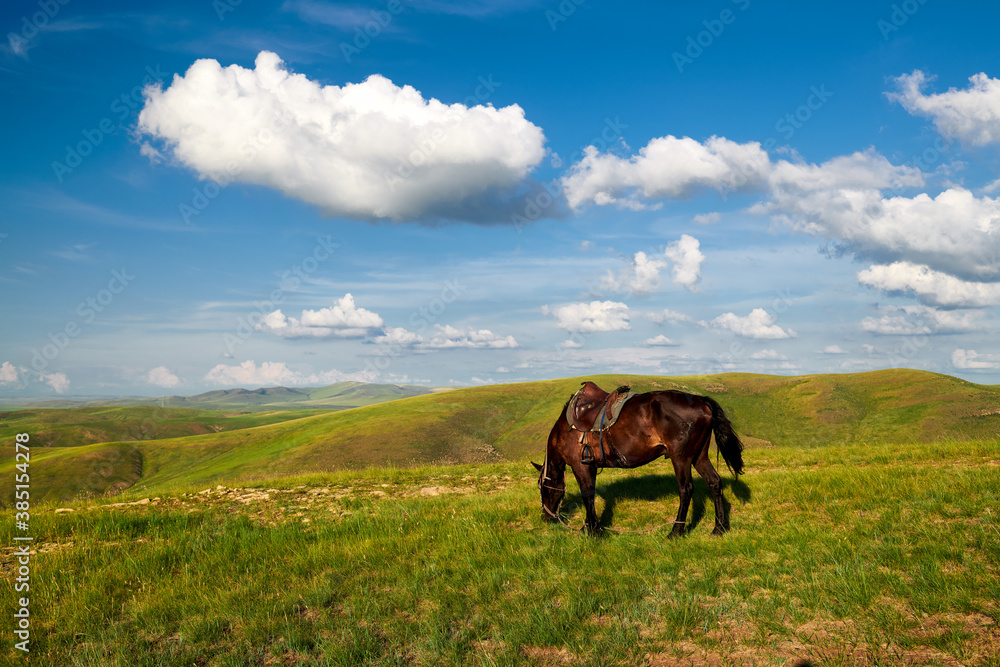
[888,71,1000,147]
[860,305,983,335]
[562,135,769,210]
[138,51,546,222]
[858,261,1000,307]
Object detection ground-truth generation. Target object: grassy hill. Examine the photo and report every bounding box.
[5,369,1000,505]
[0,381,433,411]
[0,406,326,448]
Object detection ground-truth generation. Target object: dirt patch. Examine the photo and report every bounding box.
[520,645,578,665]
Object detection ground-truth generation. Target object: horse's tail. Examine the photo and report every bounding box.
[703,396,744,477]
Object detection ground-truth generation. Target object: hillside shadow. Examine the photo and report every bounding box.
[583,472,752,533]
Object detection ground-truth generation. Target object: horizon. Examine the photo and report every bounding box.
[3,0,1000,397]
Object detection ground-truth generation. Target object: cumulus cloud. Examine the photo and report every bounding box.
[204,360,375,387]
[562,135,770,210]
[888,71,1000,147]
[664,234,704,291]
[821,345,848,354]
[750,349,787,360]
[146,366,181,388]
[138,51,546,222]
[0,361,19,385]
[711,308,796,339]
[543,301,630,332]
[257,294,383,338]
[861,305,984,335]
[646,308,696,325]
[858,261,1000,307]
[374,324,517,349]
[42,372,70,394]
[644,335,678,347]
[600,251,666,296]
[952,349,1000,370]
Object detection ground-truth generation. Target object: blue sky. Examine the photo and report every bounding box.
[3,0,1000,396]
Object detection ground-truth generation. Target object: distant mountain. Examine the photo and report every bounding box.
[0,382,435,412]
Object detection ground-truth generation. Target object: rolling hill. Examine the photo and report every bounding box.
[6,369,1000,504]
[0,381,434,411]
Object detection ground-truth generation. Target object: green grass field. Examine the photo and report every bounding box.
[2,370,1000,665]
[2,438,998,665]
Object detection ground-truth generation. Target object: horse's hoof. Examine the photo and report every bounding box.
[668,528,685,539]
[711,524,730,536]
[582,524,604,537]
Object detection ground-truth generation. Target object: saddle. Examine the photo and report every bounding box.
[565,382,635,466]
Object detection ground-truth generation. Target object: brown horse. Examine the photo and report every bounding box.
[532,383,745,536]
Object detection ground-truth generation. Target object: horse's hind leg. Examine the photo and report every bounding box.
[694,449,729,534]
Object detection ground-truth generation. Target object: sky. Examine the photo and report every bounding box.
[2,0,1000,397]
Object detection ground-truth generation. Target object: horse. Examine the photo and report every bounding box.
[532,382,745,536]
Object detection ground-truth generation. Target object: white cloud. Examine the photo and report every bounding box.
[204,360,374,387]
[821,345,848,355]
[888,71,1000,147]
[750,349,787,360]
[0,361,18,385]
[559,338,583,349]
[858,261,1000,307]
[644,335,679,347]
[562,134,770,210]
[711,308,796,339]
[544,300,630,332]
[421,324,518,349]
[564,135,1000,283]
[600,251,666,296]
[952,349,1000,370]
[42,372,70,394]
[693,212,721,225]
[258,294,384,338]
[646,308,696,325]
[373,324,517,349]
[664,234,704,291]
[138,51,546,222]
[146,366,180,388]
[861,305,984,335]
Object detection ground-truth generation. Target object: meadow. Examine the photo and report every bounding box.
[2,370,999,665]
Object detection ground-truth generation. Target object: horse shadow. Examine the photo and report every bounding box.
[572,469,752,532]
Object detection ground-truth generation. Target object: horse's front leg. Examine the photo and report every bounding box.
[669,458,694,538]
[569,460,602,535]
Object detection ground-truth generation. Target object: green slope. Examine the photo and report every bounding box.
[0,406,326,448]
[0,381,434,412]
[7,369,1000,504]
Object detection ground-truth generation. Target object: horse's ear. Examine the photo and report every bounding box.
[531,461,543,471]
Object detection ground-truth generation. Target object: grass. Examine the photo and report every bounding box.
[3,437,998,665]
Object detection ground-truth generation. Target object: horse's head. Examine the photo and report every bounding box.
[531,455,565,523]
